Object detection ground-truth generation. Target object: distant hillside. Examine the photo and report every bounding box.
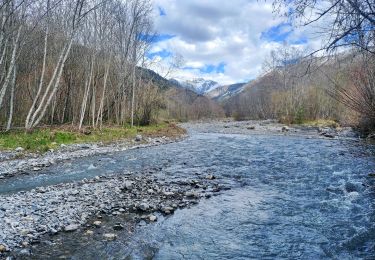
[137,67,180,90]
[164,87,225,121]
[221,54,356,121]
[137,68,225,121]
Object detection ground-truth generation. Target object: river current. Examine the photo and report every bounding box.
[2,132,375,259]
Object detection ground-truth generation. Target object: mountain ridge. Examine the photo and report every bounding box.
[171,78,220,95]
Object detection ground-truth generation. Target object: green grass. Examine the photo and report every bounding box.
[0,123,177,152]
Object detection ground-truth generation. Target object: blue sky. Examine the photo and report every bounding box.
[148,0,319,84]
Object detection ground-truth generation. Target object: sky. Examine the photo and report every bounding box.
[147,0,324,85]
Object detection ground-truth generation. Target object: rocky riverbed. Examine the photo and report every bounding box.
[0,168,226,257]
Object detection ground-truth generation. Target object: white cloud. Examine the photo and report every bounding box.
[150,0,327,84]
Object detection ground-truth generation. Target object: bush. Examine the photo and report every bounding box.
[294,107,305,124]
[232,111,248,121]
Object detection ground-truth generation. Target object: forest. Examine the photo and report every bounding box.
[0,0,174,132]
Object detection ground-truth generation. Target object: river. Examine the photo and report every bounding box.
[3,129,375,259]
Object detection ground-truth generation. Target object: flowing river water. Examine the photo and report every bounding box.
[2,130,375,259]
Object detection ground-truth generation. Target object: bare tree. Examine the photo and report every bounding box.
[274,0,375,54]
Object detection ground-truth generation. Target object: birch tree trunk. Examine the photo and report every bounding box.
[0,25,21,110]
[79,55,95,130]
[6,65,16,131]
[131,63,136,127]
[96,61,110,128]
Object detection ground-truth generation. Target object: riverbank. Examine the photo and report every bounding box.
[181,119,359,139]
[0,123,186,180]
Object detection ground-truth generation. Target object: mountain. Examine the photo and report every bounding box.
[206,82,247,101]
[172,78,220,94]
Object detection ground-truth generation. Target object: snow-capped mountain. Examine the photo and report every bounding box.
[206,82,247,101]
[172,78,220,95]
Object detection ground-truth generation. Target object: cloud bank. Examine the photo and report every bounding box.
[148,0,323,84]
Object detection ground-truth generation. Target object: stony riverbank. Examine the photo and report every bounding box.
[0,135,185,180]
[181,119,359,139]
[0,169,227,257]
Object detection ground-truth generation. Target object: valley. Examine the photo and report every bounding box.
[0,0,374,259]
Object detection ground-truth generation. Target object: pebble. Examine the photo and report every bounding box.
[113,223,124,230]
[149,215,157,222]
[282,126,289,132]
[185,191,199,198]
[15,147,24,152]
[18,249,31,256]
[138,203,150,212]
[123,181,133,190]
[85,230,94,235]
[0,244,7,252]
[103,233,117,241]
[162,206,174,215]
[64,224,79,232]
[93,221,102,227]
